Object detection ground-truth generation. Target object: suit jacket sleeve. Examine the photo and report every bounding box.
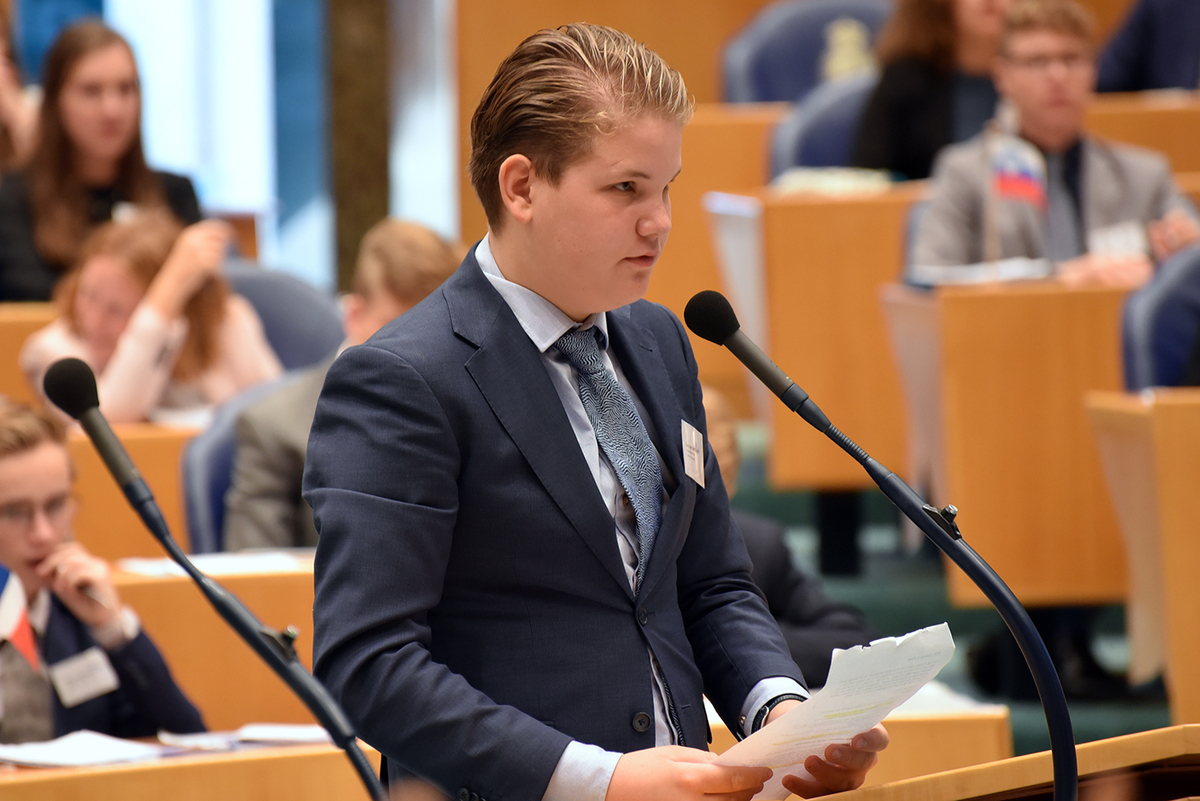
[101,631,207,737]
[305,343,572,799]
[913,144,986,268]
[224,391,316,550]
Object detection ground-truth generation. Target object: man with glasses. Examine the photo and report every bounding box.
[911,0,1199,286]
[0,398,203,743]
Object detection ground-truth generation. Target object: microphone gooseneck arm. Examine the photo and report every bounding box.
[685,293,1078,801]
[43,359,385,801]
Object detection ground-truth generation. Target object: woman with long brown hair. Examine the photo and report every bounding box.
[20,212,281,424]
[0,19,201,301]
[852,0,1011,180]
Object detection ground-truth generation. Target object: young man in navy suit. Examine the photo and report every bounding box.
[305,23,886,801]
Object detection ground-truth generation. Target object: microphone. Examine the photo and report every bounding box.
[40,357,385,800]
[684,290,831,432]
[43,358,160,529]
[684,290,1078,801]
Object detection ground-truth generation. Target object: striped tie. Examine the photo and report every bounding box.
[554,327,663,588]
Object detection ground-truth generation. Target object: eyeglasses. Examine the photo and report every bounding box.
[1006,52,1092,72]
[0,494,76,534]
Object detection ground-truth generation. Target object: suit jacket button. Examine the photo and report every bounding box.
[457,790,470,801]
[638,607,649,625]
[632,712,652,732]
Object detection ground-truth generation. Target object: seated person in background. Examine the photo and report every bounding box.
[1096,0,1200,93]
[0,19,202,301]
[703,386,877,687]
[20,211,282,424]
[912,0,1200,287]
[0,398,204,743]
[853,0,1011,181]
[223,219,459,551]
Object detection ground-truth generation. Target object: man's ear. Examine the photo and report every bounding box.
[498,154,535,224]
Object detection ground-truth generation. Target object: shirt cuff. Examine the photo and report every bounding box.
[740,677,809,738]
[90,606,140,651]
[542,740,621,801]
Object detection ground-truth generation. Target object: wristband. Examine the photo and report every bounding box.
[750,693,805,734]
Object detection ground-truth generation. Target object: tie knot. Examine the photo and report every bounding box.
[553,327,606,375]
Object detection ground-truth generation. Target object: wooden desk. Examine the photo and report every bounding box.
[113,566,316,731]
[712,706,1012,788]
[838,724,1200,801]
[1088,92,1200,174]
[70,424,197,559]
[1087,389,1200,724]
[0,742,381,801]
[0,302,55,406]
[648,102,788,417]
[707,183,926,489]
[881,283,1127,607]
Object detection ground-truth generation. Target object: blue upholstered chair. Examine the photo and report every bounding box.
[1123,246,1200,389]
[180,375,299,553]
[723,0,891,104]
[769,70,879,176]
[225,260,343,371]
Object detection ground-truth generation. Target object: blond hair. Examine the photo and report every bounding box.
[0,398,67,458]
[469,23,692,229]
[352,219,459,307]
[1001,0,1095,55]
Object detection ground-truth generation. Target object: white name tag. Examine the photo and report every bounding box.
[1087,221,1148,258]
[47,647,120,709]
[681,420,705,488]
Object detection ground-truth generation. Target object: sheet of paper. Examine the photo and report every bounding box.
[235,723,332,744]
[0,729,168,767]
[117,550,312,577]
[715,623,955,800]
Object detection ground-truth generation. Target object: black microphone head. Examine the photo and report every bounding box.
[684,290,741,345]
[43,358,100,420]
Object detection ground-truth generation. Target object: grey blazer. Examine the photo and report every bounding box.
[223,356,333,551]
[913,133,1194,271]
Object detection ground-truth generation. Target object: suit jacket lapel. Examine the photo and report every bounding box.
[447,256,633,598]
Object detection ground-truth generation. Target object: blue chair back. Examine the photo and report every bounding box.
[770,70,879,175]
[181,376,296,552]
[723,0,891,103]
[225,261,343,370]
[1123,246,1200,389]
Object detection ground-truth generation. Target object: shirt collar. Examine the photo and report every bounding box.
[475,235,609,353]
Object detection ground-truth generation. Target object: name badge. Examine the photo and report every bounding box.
[47,647,120,708]
[681,420,705,488]
[1087,221,1148,258]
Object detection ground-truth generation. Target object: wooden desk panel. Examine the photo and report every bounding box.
[649,102,787,418]
[838,724,1200,801]
[70,425,196,559]
[114,568,316,731]
[0,743,380,801]
[883,284,1128,607]
[0,303,55,406]
[1088,93,1200,173]
[1088,389,1200,724]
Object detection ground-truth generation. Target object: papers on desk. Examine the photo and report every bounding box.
[716,623,956,801]
[0,730,168,767]
[117,549,315,577]
[158,724,332,750]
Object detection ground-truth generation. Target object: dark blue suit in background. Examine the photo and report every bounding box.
[1097,0,1200,93]
[43,596,205,737]
[305,253,804,800]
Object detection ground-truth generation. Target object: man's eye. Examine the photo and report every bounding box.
[614,182,634,192]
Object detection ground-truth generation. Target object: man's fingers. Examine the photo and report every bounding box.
[852,723,890,752]
[803,754,872,792]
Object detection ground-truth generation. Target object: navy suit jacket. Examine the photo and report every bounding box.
[305,253,804,800]
[1098,0,1200,92]
[42,596,205,738]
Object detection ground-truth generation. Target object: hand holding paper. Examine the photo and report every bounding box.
[716,623,956,800]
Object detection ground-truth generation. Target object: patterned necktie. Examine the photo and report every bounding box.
[1045,152,1082,262]
[554,327,663,588]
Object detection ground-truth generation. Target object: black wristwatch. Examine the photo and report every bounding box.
[750,693,806,734]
